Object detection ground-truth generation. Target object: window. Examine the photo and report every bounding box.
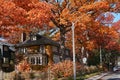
[20,48,26,53]
[31,36,36,41]
[30,57,35,64]
[36,57,41,64]
[3,57,9,64]
[33,36,36,40]
[39,45,45,54]
[42,56,48,65]
[29,56,42,65]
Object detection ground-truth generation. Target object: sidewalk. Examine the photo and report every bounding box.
[85,72,109,80]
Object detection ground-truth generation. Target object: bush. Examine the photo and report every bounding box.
[50,60,81,78]
[16,59,31,72]
[31,65,45,70]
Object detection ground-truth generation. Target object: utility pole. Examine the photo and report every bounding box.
[72,23,76,80]
[100,46,102,67]
[71,13,89,80]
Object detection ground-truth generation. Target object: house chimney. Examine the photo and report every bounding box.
[21,32,26,42]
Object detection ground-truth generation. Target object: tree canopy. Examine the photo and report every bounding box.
[0,0,120,56]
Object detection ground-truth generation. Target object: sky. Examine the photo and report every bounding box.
[113,13,120,22]
[0,37,7,42]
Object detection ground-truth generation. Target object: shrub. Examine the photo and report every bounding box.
[31,65,45,70]
[16,58,31,72]
[50,60,81,78]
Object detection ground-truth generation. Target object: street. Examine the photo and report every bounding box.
[100,72,120,80]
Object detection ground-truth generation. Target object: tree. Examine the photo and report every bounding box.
[47,0,120,66]
[45,0,110,60]
[0,0,53,43]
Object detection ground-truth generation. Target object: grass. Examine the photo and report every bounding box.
[59,72,101,80]
[84,72,101,79]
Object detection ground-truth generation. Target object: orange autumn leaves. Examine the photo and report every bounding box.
[66,20,119,53]
[26,2,53,27]
[16,59,31,72]
[51,0,120,53]
[0,0,53,42]
[0,0,120,53]
[79,1,109,12]
[0,0,26,26]
[50,60,81,77]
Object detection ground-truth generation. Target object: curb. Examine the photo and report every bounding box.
[85,72,109,80]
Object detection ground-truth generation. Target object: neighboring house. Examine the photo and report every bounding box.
[0,41,15,72]
[115,56,120,66]
[15,33,71,67]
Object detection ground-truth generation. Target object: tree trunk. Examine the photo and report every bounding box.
[59,27,66,60]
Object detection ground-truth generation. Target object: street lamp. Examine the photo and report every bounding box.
[71,22,76,80]
[71,13,89,80]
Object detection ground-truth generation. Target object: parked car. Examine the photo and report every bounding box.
[113,66,120,72]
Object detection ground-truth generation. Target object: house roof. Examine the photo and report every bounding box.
[0,41,13,46]
[0,41,15,51]
[15,34,60,47]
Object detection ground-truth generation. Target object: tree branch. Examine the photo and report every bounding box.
[50,17,60,28]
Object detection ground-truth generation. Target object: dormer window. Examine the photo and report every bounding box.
[29,32,37,41]
[33,36,36,40]
[31,36,37,41]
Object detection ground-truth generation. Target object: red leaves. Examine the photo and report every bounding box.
[112,20,120,30]
[97,12,115,24]
[105,41,120,51]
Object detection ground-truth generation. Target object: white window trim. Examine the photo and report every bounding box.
[29,55,43,65]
